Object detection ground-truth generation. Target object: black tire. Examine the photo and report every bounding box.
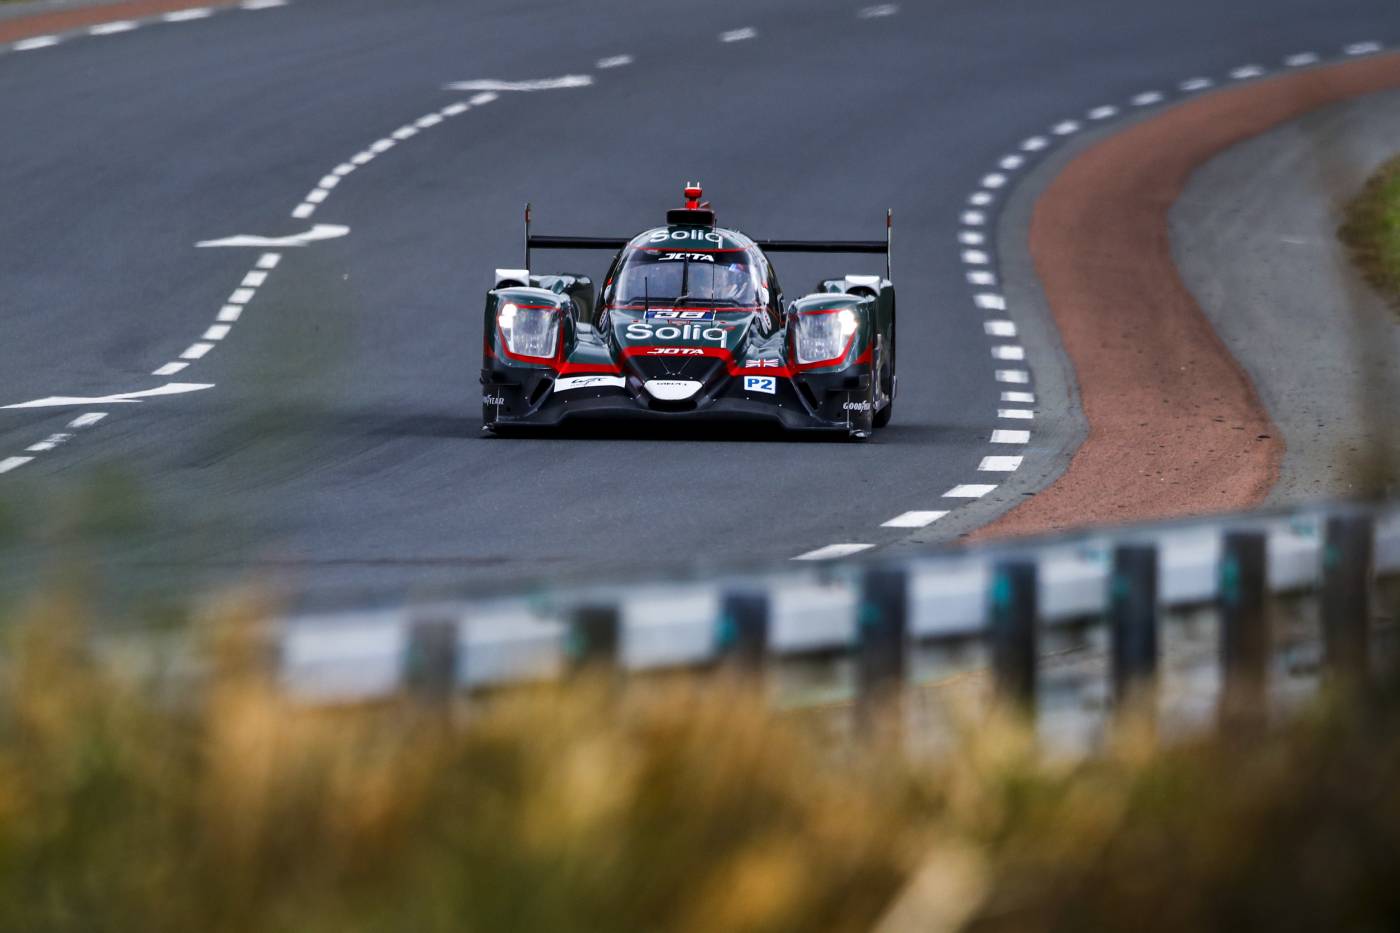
[874,322,895,428]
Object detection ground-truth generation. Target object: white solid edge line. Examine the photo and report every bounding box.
[0,457,35,474]
[978,455,1024,472]
[68,412,108,429]
[944,484,997,499]
[792,543,874,561]
[881,510,948,528]
[991,429,1030,444]
[153,362,188,376]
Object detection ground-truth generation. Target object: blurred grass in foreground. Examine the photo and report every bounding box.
[1340,154,1400,307]
[2,593,1400,933]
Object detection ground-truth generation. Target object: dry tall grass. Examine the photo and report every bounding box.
[2,592,1399,932]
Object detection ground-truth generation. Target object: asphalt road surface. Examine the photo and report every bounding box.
[0,0,1394,609]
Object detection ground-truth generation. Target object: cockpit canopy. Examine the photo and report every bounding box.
[613,245,762,308]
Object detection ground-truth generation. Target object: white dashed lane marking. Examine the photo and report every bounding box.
[0,457,34,474]
[178,342,214,362]
[998,408,1035,420]
[14,36,60,50]
[793,543,874,561]
[68,412,107,429]
[89,21,138,35]
[597,55,633,68]
[162,8,213,22]
[984,320,1017,337]
[978,455,1023,472]
[719,27,758,42]
[944,485,997,499]
[991,429,1030,444]
[996,370,1030,384]
[858,4,899,17]
[1002,391,1035,403]
[882,511,948,528]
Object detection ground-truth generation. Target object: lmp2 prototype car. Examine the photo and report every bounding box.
[480,184,895,439]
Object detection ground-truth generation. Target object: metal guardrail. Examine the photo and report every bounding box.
[279,502,1400,730]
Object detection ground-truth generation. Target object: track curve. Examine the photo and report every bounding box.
[0,0,1394,607]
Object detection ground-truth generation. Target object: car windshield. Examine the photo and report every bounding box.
[613,248,759,307]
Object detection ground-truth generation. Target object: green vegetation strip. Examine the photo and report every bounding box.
[1341,154,1400,304]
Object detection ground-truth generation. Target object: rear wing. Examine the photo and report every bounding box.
[523,205,893,279]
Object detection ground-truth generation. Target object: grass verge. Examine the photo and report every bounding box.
[2,594,1400,931]
[1340,154,1400,305]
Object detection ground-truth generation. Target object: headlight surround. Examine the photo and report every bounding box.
[498,302,559,360]
[793,308,859,365]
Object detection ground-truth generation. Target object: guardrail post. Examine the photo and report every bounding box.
[717,589,769,674]
[403,616,460,701]
[990,560,1038,714]
[1110,544,1159,720]
[567,604,621,675]
[1321,513,1373,686]
[1219,531,1269,727]
[856,567,908,736]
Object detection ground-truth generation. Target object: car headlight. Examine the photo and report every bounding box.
[793,308,859,365]
[498,302,559,359]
